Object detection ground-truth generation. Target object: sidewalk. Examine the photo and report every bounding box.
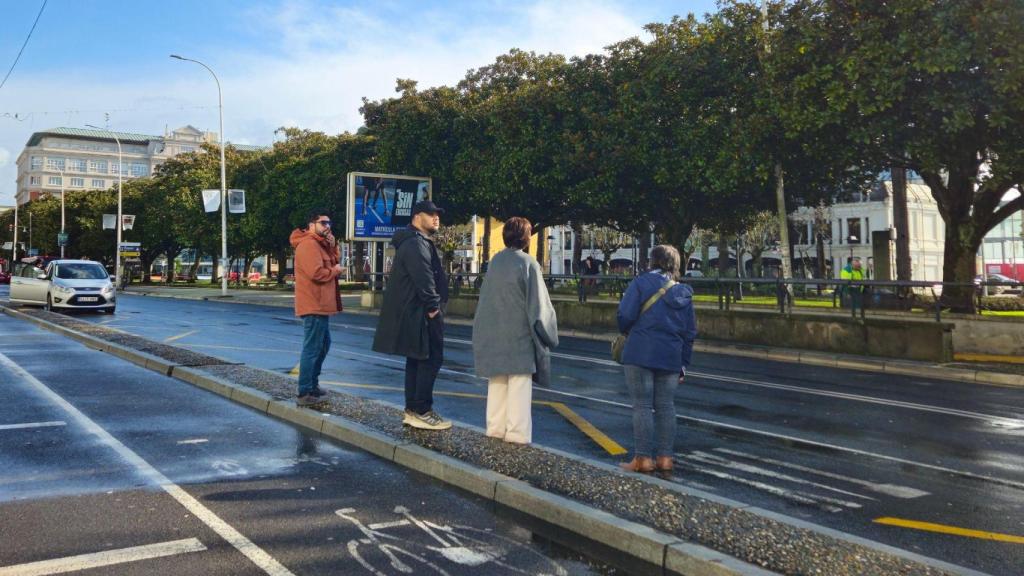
[126,285,1024,388]
[0,303,981,576]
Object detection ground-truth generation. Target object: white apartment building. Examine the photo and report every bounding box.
[14,125,263,206]
[790,181,946,281]
[544,179,949,281]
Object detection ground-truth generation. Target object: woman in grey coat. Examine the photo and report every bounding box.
[472,217,558,444]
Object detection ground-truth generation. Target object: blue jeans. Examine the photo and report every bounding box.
[298,314,331,396]
[623,365,678,458]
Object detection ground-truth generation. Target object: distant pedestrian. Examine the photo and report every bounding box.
[839,257,865,308]
[472,217,558,445]
[372,200,451,430]
[616,245,697,473]
[290,209,343,406]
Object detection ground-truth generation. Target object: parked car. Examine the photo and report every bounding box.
[0,267,10,284]
[9,259,116,313]
[975,273,1022,295]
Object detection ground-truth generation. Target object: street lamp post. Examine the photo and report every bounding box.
[85,124,122,289]
[58,163,65,258]
[171,54,228,296]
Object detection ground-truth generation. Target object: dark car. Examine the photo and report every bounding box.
[975,273,1022,295]
[0,269,10,284]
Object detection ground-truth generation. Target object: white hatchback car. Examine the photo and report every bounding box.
[9,259,116,313]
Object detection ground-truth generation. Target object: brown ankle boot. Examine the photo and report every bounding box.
[655,456,674,472]
[619,456,655,473]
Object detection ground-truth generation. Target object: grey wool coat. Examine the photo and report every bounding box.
[472,248,559,384]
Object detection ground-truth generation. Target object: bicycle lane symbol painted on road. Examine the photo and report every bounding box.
[336,506,568,576]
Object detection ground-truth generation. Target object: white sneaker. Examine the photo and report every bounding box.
[404,409,452,430]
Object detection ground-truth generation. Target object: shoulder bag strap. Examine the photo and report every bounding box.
[639,280,676,315]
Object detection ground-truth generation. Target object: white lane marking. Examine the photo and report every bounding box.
[686,450,874,501]
[0,538,206,576]
[547,350,1024,425]
[672,462,843,513]
[0,421,66,431]
[177,438,209,445]
[0,352,296,576]
[712,448,930,499]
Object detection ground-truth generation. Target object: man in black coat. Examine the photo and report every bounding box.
[372,200,451,430]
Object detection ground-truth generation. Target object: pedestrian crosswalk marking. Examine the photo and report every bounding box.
[713,448,929,499]
[687,451,874,501]
[672,461,844,513]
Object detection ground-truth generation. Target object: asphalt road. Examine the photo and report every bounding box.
[0,304,612,576]
[3,286,1023,575]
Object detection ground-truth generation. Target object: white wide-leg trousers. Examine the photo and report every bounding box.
[486,374,533,444]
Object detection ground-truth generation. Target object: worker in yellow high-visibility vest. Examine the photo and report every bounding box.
[839,257,865,308]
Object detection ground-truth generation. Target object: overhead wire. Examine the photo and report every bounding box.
[0,0,49,92]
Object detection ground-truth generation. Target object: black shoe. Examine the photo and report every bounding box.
[311,387,326,397]
[297,394,321,407]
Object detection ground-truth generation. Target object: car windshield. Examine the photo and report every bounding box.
[56,263,109,280]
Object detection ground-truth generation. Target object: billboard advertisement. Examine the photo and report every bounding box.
[347,172,432,242]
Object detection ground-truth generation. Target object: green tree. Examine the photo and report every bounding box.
[774,0,1024,310]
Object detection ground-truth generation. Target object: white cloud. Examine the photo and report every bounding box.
[0,0,659,204]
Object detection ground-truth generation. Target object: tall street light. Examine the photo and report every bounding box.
[85,124,122,289]
[171,54,228,296]
[57,161,65,258]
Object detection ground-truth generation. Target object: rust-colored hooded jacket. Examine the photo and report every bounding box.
[290,228,342,317]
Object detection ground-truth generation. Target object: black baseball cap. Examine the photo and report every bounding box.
[412,200,445,215]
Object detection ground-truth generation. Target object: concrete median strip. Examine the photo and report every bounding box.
[0,304,989,576]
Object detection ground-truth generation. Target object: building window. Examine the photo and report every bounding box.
[30,156,42,170]
[48,176,62,186]
[111,163,127,175]
[89,159,108,173]
[91,178,105,188]
[130,163,148,177]
[180,145,197,154]
[46,157,66,171]
[70,177,85,187]
[29,176,40,185]
[846,218,862,243]
[69,158,87,172]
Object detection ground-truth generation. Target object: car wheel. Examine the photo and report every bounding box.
[107,307,116,315]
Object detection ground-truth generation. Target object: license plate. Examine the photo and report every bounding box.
[78,297,99,302]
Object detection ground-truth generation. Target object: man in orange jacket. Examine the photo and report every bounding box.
[290,209,344,406]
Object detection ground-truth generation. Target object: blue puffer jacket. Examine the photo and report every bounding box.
[617,271,698,373]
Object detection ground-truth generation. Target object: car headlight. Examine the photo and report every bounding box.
[52,284,75,295]
[101,284,114,295]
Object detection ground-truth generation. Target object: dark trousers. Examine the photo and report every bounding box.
[298,314,331,396]
[405,314,444,414]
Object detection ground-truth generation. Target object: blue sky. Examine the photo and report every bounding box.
[0,0,720,204]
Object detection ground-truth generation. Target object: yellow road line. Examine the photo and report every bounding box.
[543,401,628,456]
[953,353,1024,365]
[874,517,1024,544]
[289,362,301,376]
[163,329,199,343]
[320,380,627,455]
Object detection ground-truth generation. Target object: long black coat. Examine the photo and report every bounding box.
[372,227,447,359]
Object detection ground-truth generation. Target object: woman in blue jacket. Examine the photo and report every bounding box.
[616,245,697,473]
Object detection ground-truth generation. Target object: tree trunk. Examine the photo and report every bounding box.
[774,163,794,288]
[815,233,826,278]
[571,222,584,274]
[535,226,545,269]
[638,229,651,271]
[940,217,980,313]
[717,233,729,277]
[891,167,912,285]
[353,243,365,282]
[482,217,492,267]
[276,250,288,284]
